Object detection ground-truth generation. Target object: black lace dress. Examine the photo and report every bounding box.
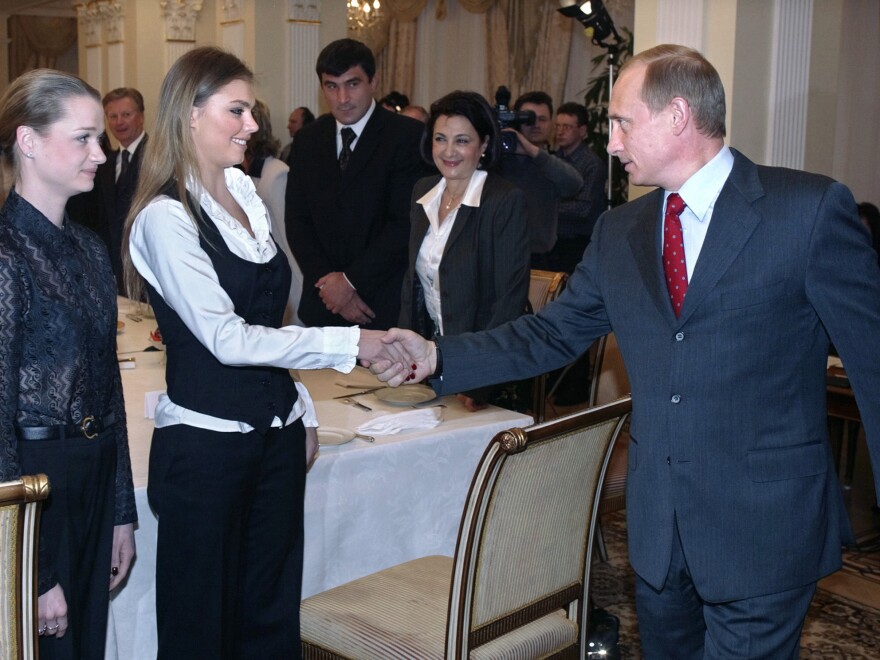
[0,189,136,613]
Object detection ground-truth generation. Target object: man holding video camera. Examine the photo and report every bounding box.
[496,90,583,269]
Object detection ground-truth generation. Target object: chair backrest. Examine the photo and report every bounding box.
[445,397,632,658]
[589,332,631,407]
[528,269,569,422]
[0,474,50,660]
[528,269,568,314]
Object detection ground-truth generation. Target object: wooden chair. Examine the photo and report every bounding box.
[301,396,632,659]
[589,334,632,561]
[0,474,50,660]
[528,269,569,422]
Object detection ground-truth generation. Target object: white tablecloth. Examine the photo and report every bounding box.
[105,298,532,659]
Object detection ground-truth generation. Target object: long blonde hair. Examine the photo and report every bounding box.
[121,47,254,301]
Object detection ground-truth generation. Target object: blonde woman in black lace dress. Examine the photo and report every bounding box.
[0,70,136,659]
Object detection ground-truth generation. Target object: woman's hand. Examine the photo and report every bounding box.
[456,394,487,412]
[109,523,136,591]
[305,426,319,471]
[38,583,68,638]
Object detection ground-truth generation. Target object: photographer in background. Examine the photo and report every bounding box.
[549,102,607,274]
[496,90,582,268]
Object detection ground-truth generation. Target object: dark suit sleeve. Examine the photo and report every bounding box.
[432,210,614,395]
[803,181,880,501]
[344,120,426,298]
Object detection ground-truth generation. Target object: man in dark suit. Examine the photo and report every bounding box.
[68,87,147,293]
[285,39,425,329]
[375,45,880,657]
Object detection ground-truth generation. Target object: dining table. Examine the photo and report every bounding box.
[105,297,533,659]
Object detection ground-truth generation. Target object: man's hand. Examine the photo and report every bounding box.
[357,329,414,378]
[368,328,437,386]
[316,272,355,314]
[501,127,540,158]
[338,292,375,325]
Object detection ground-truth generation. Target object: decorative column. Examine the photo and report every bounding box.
[220,0,245,60]
[100,2,126,90]
[653,0,704,51]
[288,1,320,120]
[765,0,813,169]
[78,3,104,91]
[160,0,203,68]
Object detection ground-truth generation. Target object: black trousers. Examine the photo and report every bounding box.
[19,430,117,660]
[148,420,306,659]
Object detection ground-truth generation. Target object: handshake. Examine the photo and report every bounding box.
[356,329,438,387]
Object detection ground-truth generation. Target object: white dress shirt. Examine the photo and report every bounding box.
[663,145,734,281]
[415,169,488,335]
[129,167,359,431]
[335,99,376,156]
[116,131,145,181]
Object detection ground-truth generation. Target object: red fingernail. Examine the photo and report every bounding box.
[411,364,417,370]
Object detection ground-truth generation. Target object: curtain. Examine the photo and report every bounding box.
[504,0,572,105]
[365,0,572,111]
[375,19,419,101]
[8,15,78,80]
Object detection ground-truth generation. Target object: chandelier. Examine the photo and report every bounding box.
[347,0,383,31]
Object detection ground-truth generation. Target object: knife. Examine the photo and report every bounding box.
[332,386,384,399]
[341,398,373,412]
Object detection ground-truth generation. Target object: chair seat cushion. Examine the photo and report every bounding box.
[301,556,451,659]
[301,555,580,659]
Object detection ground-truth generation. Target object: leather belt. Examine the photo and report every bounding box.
[16,413,117,441]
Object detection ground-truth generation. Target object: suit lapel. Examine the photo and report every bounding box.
[627,190,674,323]
[444,204,472,255]
[677,151,765,325]
[316,119,341,183]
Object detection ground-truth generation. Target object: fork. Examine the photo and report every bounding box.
[342,398,372,412]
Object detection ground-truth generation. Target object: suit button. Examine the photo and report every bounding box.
[666,456,671,465]
[671,394,681,404]
[675,332,684,341]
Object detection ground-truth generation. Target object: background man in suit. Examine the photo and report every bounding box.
[285,39,425,329]
[549,101,607,274]
[496,90,582,268]
[375,44,880,657]
[68,87,147,292]
[280,106,315,164]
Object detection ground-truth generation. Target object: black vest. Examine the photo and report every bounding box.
[146,187,297,433]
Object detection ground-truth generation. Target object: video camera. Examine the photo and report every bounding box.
[493,86,536,153]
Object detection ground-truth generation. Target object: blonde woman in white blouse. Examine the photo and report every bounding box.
[121,47,407,658]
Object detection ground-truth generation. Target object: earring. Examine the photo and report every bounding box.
[26,152,33,158]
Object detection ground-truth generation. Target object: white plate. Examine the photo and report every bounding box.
[374,386,437,406]
[317,427,356,446]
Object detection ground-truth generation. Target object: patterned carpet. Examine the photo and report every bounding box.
[591,511,880,658]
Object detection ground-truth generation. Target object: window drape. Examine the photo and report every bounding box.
[8,15,78,80]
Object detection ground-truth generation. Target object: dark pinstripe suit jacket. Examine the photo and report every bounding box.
[430,150,880,602]
[398,173,529,338]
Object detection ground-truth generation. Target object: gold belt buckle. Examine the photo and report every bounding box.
[81,415,97,439]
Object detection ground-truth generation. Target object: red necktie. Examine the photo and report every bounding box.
[663,193,687,317]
